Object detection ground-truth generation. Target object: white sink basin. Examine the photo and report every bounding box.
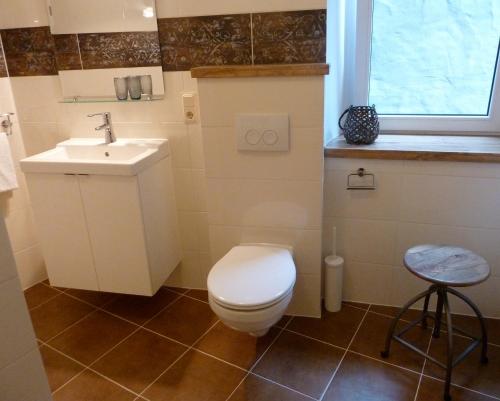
[20,138,169,176]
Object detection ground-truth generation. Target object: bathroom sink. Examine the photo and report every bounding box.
[20,138,169,176]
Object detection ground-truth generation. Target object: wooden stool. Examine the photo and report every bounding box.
[381,245,490,401]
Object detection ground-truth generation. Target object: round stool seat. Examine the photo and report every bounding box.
[404,245,490,287]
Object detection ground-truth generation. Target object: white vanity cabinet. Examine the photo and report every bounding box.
[23,141,181,296]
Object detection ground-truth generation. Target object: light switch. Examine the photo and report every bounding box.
[236,113,289,152]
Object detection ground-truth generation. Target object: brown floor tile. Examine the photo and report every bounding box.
[253,330,343,398]
[92,328,187,393]
[416,376,494,401]
[195,322,280,369]
[48,310,136,365]
[185,289,209,302]
[228,374,311,401]
[324,352,420,401]
[370,304,425,322]
[350,312,431,373]
[143,350,246,401]
[145,296,217,346]
[103,287,179,325]
[24,282,60,309]
[449,314,500,346]
[65,288,118,307]
[343,301,370,310]
[287,305,366,348]
[39,345,85,391]
[29,294,95,341]
[424,334,500,398]
[274,315,292,328]
[53,369,136,401]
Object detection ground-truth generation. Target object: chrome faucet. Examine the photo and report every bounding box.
[87,112,116,144]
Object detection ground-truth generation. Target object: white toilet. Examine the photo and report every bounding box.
[207,243,296,337]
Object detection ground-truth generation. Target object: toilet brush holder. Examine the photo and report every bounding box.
[324,255,344,312]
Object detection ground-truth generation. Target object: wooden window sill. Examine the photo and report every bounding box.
[325,134,500,163]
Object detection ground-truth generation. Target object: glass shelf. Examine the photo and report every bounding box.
[59,96,164,104]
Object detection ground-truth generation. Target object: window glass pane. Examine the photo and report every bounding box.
[369,0,500,115]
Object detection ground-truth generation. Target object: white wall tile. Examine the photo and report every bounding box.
[0,0,49,29]
[323,217,397,265]
[287,274,322,317]
[156,0,326,18]
[166,252,204,289]
[203,126,324,180]
[209,224,322,275]
[198,77,324,129]
[207,178,322,229]
[324,169,402,220]
[4,208,38,254]
[13,245,47,289]
[343,261,394,305]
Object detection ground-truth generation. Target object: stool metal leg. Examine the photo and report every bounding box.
[422,290,432,329]
[447,287,489,364]
[381,286,436,358]
[433,288,445,338]
[443,290,453,401]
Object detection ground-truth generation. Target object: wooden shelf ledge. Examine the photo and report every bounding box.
[191,63,329,78]
[325,134,500,163]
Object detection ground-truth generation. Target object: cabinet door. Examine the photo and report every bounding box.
[25,173,98,290]
[78,175,151,295]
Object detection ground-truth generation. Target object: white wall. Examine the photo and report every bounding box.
[0,218,52,401]
[197,76,326,317]
[156,0,326,18]
[324,157,500,318]
[0,78,47,288]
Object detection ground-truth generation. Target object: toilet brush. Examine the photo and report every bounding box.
[324,227,344,312]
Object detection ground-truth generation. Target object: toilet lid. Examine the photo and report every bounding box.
[208,245,296,310]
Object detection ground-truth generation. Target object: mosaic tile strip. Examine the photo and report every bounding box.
[0,27,58,76]
[158,14,252,71]
[78,31,161,70]
[53,34,82,71]
[252,10,327,65]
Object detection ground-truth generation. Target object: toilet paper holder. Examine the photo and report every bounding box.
[347,168,376,190]
[0,112,14,136]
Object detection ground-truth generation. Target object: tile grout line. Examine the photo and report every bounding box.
[364,308,500,349]
[136,319,221,399]
[251,372,318,400]
[318,304,372,401]
[282,327,347,352]
[420,373,500,401]
[250,13,255,65]
[412,330,434,401]
[223,316,297,401]
[347,349,424,377]
[41,341,143,399]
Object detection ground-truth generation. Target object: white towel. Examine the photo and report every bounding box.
[0,132,18,192]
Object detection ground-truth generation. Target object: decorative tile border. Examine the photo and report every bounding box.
[158,14,252,71]
[52,34,82,71]
[0,27,57,77]
[252,10,327,65]
[0,38,8,78]
[78,32,161,70]
[0,9,326,76]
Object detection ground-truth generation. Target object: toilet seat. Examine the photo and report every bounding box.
[207,244,296,311]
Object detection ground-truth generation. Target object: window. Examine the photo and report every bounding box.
[351,0,500,132]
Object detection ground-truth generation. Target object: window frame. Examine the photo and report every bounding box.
[349,0,500,134]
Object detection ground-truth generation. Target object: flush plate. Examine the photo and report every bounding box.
[236,113,289,152]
